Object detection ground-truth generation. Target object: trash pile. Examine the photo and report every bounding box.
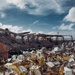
[0,43,75,75]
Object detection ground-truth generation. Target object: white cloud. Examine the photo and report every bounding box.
[6,0,26,9]
[33,20,38,25]
[0,22,75,39]
[0,0,10,18]
[47,31,75,39]
[58,23,75,30]
[48,31,57,35]
[0,0,9,10]
[37,31,44,34]
[64,7,75,22]
[0,0,64,16]
[0,23,33,33]
[25,29,33,33]
[0,12,6,18]
[52,23,75,31]
[52,26,58,29]
[26,0,64,15]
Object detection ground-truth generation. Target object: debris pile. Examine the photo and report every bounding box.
[0,43,75,75]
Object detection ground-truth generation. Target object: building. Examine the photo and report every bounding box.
[0,42,10,60]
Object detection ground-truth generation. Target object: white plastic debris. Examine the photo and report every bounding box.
[36,51,43,58]
[46,62,54,68]
[34,69,41,75]
[12,55,17,61]
[0,73,3,75]
[23,51,29,57]
[70,55,74,58]
[30,65,40,70]
[69,58,74,62]
[17,55,24,61]
[64,67,72,75]
[51,46,59,53]
[7,58,11,62]
[19,66,27,72]
[41,47,47,51]
[53,61,60,65]
[29,70,32,75]
[5,69,13,75]
[4,63,12,68]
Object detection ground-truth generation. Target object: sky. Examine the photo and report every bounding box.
[0,0,75,39]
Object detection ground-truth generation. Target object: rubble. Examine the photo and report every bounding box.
[0,43,75,75]
[0,28,75,75]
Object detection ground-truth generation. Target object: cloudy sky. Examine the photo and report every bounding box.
[0,0,75,38]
